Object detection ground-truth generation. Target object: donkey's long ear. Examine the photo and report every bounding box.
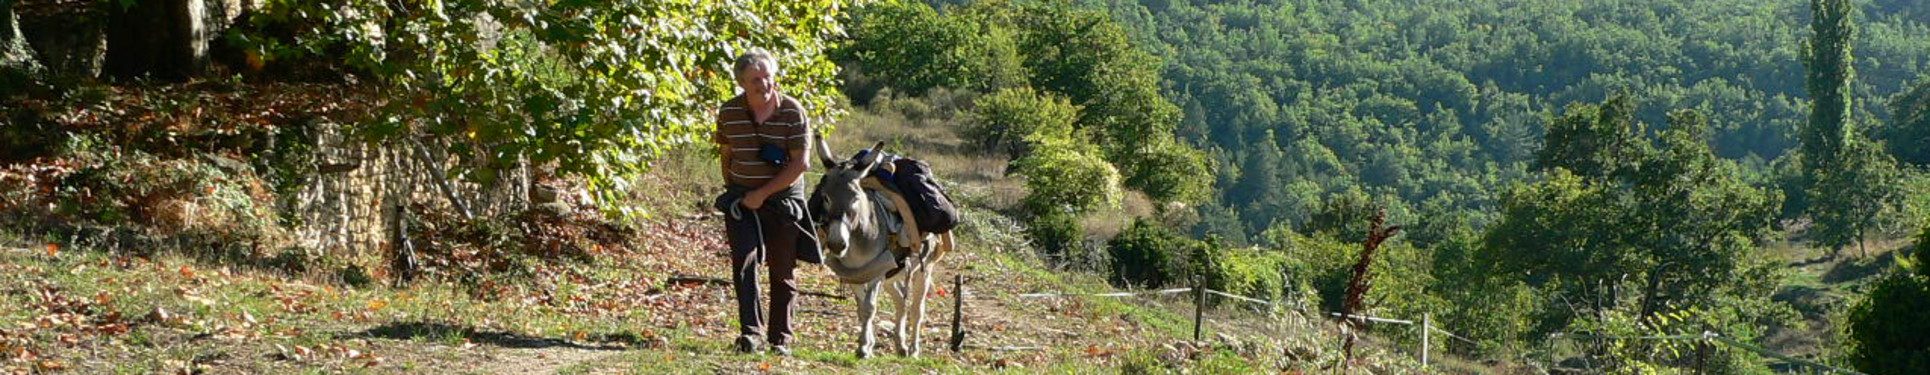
[815,133,838,169]
[863,141,887,167]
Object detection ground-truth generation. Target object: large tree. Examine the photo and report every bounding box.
[1487,97,1780,325]
[1801,0,1902,254]
[1800,0,1856,169]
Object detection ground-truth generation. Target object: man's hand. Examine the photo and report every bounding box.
[740,189,771,210]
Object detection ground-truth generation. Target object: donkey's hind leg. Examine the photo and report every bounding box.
[905,261,936,357]
[887,272,911,355]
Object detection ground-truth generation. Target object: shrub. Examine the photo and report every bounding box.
[1202,245,1287,308]
[1107,219,1187,288]
[1025,211,1084,266]
[1011,125,1120,217]
[1842,228,1930,374]
[966,87,1081,160]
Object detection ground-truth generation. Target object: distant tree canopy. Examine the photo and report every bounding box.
[1881,79,1930,166]
[836,1,1922,368]
[1077,0,1928,245]
[838,1,1025,96]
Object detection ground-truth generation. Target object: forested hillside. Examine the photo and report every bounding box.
[840,0,1930,372]
[3,0,1928,373]
[1088,0,1930,244]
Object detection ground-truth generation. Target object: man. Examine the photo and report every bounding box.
[712,50,819,355]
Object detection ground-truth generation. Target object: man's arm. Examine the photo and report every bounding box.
[746,130,812,205]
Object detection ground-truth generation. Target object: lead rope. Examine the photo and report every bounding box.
[727,198,765,263]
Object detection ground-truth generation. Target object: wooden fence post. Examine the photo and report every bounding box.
[1421,313,1431,368]
[1696,330,1711,374]
[950,274,964,352]
[1193,275,1206,342]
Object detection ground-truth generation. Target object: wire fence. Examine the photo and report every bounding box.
[1547,330,1865,374]
[985,276,1476,368]
[974,278,1861,373]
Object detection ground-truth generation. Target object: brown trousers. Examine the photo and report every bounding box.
[725,203,801,346]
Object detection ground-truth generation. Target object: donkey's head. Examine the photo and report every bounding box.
[814,139,888,256]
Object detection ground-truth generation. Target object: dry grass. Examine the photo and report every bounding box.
[825,102,1163,239]
[826,107,1027,213]
[631,144,727,219]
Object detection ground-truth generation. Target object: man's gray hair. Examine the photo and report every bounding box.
[733,49,778,77]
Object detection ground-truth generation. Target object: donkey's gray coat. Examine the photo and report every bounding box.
[813,139,950,358]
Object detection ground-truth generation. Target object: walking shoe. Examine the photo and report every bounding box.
[771,345,793,356]
[734,335,761,354]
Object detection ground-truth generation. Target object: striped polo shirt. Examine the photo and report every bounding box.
[715,93,811,189]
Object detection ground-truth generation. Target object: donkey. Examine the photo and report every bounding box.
[812,139,952,358]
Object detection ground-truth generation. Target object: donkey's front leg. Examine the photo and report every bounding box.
[853,281,881,359]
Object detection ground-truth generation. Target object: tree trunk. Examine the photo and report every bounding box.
[1,0,43,81]
[16,0,105,79]
[101,0,243,81]
[1638,263,1671,319]
[1858,227,1868,257]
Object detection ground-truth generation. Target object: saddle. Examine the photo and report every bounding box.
[862,176,953,277]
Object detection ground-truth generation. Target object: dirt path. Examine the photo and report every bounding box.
[487,347,627,374]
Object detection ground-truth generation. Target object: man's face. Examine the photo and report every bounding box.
[736,60,778,100]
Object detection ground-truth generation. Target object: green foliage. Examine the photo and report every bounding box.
[1265,226,1430,320]
[965,87,1081,160]
[1569,304,1777,374]
[1011,125,1121,217]
[1266,229,1352,313]
[1806,140,1904,251]
[1106,219,1195,288]
[1842,230,1930,374]
[251,0,858,215]
[1486,98,1784,350]
[1025,211,1085,266]
[1771,152,1812,219]
[1801,0,1857,174]
[992,2,1210,205]
[1429,229,1542,357]
[1121,137,1213,207]
[1086,0,1930,243]
[1201,245,1286,308]
[1881,78,1930,166]
[839,1,1025,95]
[1535,96,1649,179]
[840,0,1211,205]
[1797,0,1907,252]
[1302,189,1379,243]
